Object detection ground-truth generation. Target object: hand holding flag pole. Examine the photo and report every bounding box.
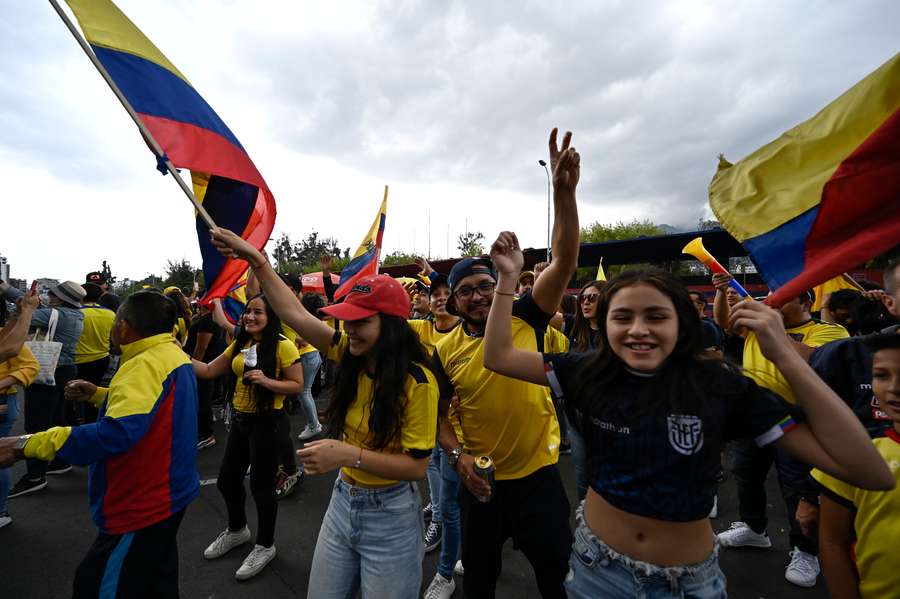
[682,237,750,297]
[48,0,217,230]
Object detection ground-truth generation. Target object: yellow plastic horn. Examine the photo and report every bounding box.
[681,237,750,297]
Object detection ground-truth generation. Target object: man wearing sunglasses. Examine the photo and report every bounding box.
[431,128,581,598]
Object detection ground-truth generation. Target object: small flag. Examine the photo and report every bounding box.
[596,258,607,282]
[334,188,388,300]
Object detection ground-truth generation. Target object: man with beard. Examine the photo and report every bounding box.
[431,128,580,598]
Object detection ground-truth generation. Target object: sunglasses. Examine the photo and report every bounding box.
[579,293,599,304]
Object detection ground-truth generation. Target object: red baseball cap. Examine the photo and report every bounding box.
[320,275,410,321]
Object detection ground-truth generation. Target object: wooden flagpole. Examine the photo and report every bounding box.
[48,0,217,229]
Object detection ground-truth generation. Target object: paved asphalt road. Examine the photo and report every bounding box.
[3,410,829,598]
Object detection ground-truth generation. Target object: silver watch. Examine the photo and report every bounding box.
[447,445,464,468]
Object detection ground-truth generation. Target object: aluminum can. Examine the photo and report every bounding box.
[473,455,495,502]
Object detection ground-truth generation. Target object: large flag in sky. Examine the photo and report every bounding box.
[64,0,276,303]
[709,53,900,306]
[334,188,388,300]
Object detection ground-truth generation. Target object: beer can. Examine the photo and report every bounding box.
[473,455,495,502]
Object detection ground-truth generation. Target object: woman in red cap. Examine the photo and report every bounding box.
[211,229,439,599]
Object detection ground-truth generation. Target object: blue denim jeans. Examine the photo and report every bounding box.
[437,446,461,579]
[0,391,20,514]
[308,476,424,599]
[426,445,442,524]
[299,352,322,429]
[565,507,727,599]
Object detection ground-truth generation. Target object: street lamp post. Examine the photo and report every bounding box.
[538,160,551,261]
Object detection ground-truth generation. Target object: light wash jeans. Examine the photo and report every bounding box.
[299,352,322,429]
[565,506,727,599]
[437,446,461,579]
[0,390,20,514]
[426,444,442,524]
[308,476,424,599]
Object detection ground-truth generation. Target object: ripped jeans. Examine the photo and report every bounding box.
[565,507,727,599]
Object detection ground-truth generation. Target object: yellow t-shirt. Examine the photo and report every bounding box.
[407,318,460,355]
[326,333,438,486]
[812,431,900,599]
[75,304,116,364]
[545,325,570,354]
[434,294,560,480]
[742,319,848,404]
[282,323,319,357]
[228,338,300,413]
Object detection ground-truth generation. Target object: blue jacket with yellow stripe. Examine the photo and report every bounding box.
[25,333,199,534]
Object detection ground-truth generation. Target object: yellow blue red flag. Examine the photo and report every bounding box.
[335,188,388,300]
[709,53,900,306]
[64,0,276,304]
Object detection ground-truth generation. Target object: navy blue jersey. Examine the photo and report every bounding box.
[544,352,802,522]
[808,326,898,438]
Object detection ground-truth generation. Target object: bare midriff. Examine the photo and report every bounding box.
[583,488,715,566]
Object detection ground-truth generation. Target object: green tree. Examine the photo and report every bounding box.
[457,231,485,257]
[381,251,419,267]
[698,218,721,231]
[272,231,348,275]
[163,259,202,292]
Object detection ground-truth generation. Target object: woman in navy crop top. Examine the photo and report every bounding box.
[483,232,893,599]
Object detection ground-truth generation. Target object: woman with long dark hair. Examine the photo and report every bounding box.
[192,294,302,580]
[569,280,604,352]
[482,232,893,598]
[210,229,438,599]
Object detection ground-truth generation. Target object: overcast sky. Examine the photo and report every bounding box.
[2,0,897,284]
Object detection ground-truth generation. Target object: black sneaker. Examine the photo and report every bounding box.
[275,468,303,500]
[46,460,72,475]
[424,520,442,553]
[8,476,47,499]
[423,502,434,522]
[197,436,217,450]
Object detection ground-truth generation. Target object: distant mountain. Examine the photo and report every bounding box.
[658,224,683,235]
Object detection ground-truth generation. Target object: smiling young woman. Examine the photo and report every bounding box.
[482,232,893,599]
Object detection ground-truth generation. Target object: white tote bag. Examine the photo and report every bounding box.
[25,309,62,386]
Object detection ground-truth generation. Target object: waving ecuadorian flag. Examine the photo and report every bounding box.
[334,189,388,300]
[222,267,250,325]
[709,53,900,306]
[64,0,276,304]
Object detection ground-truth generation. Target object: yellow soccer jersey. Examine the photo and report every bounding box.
[407,318,460,355]
[75,304,116,364]
[812,430,900,599]
[545,325,570,354]
[743,319,848,404]
[327,333,438,487]
[228,338,300,413]
[434,293,560,480]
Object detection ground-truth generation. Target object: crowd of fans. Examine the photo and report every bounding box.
[0,129,898,599]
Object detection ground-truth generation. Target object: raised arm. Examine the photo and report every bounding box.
[210,229,335,351]
[482,232,550,385]
[731,300,894,491]
[531,128,580,315]
[0,287,39,362]
[711,273,733,331]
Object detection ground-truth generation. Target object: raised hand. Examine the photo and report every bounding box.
[320,254,333,274]
[415,256,434,277]
[490,231,524,276]
[549,128,580,192]
[209,228,266,267]
[711,273,734,291]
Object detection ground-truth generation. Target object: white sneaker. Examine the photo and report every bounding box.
[298,422,323,441]
[454,560,464,576]
[423,573,456,599]
[708,495,718,519]
[236,544,277,580]
[785,547,820,587]
[0,513,11,529]
[204,526,251,559]
[717,521,772,548]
